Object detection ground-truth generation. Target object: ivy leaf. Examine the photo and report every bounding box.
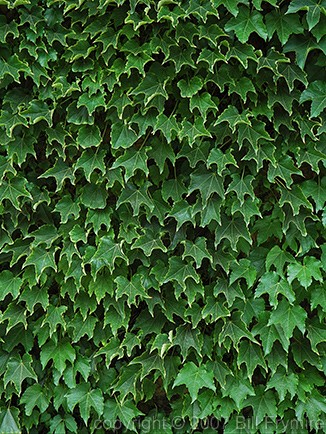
[267,155,302,188]
[266,368,299,401]
[225,6,268,43]
[23,246,57,280]
[177,76,203,98]
[268,299,307,338]
[4,354,37,394]
[279,185,313,215]
[265,245,295,275]
[40,340,76,375]
[219,312,259,350]
[0,54,29,82]
[226,174,255,205]
[237,341,267,381]
[244,386,277,425]
[0,270,22,301]
[54,195,81,223]
[255,272,295,307]
[131,71,169,105]
[21,384,50,416]
[74,148,106,182]
[266,9,303,44]
[181,237,213,268]
[188,166,224,203]
[284,34,321,69]
[237,120,273,151]
[222,374,255,410]
[112,147,150,181]
[0,408,20,434]
[163,257,200,289]
[76,125,102,148]
[0,177,32,210]
[153,113,179,143]
[286,0,326,30]
[86,236,128,275]
[39,158,75,191]
[80,183,107,209]
[179,118,212,145]
[307,320,326,353]
[117,183,154,216]
[300,81,326,118]
[173,362,215,402]
[229,259,257,288]
[115,275,150,307]
[287,257,323,288]
[111,122,140,150]
[277,63,308,91]
[207,148,238,175]
[131,231,167,256]
[66,384,104,424]
[215,215,252,250]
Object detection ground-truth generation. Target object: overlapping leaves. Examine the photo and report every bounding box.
[0,0,325,433]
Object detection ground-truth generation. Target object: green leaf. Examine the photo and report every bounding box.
[255,272,295,307]
[111,122,140,149]
[131,71,169,105]
[226,174,255,205]
[279,185,313,215]
[287,257,323,288]
[163,257,200,289]
[54,195,81,223]
[21,101,53,126]
[181,237,213,268]
[267,155,302,188]
[4,354,37,394]
[225,6,268,43]
[237,341,267,381]
[188,166,224,203]
[115,275,150,307]
[207,148,238,175]
[21,384,50,416]
[177,76,203,98]
[77,125,102,148]
[300,81,326,118]
[229,259,257,288]
[0,271,22,301]
[23,246,57,280]
[0,177,32,209]
[266,368,299,401]
[244,386,277,425]
[0,408,20,434]
[179,118,212,145]
[87,236,128,275]
[112,147,150,181]
[0,54,29,82]
[80,183,107,209]
[219,312,259,350]
[268,299,307,338]
[265,246,295,275]
[117,183,154,216]
[66,383,104,424]
[215,215,252,250]
[39,158,75,191]
[40,340,76,375]
[286,0,326,30]
[307,320,326,353]
[74,148,106,182]
[266,9,303,44]
[173,362,215,402]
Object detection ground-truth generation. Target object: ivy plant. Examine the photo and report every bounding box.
[0,0,325,433]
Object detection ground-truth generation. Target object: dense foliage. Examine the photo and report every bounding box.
[0,0,325,432]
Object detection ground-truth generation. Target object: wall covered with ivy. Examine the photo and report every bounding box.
[0,0,325,433]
